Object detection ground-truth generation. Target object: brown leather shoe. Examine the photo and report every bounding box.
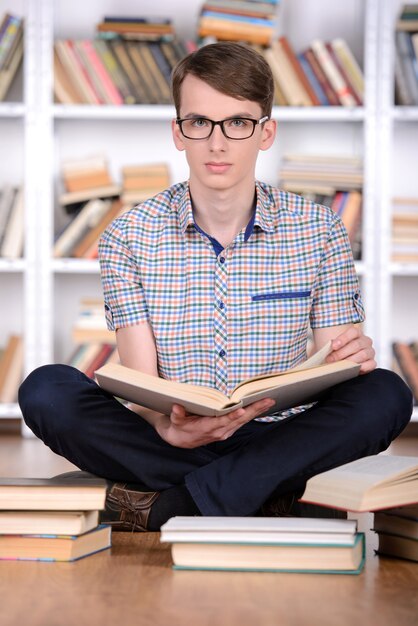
[261,493,347,519]
[100,483,160,531]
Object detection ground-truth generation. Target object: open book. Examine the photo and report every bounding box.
[95,341,360,417]
[300,455,418,512]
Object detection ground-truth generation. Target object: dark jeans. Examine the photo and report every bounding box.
[18,365,413,516]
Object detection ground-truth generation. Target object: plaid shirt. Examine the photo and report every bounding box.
[99,181,364,415]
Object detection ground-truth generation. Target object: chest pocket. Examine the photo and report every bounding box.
[252,290,311,302]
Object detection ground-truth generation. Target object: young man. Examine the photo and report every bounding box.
[19,43,412,531]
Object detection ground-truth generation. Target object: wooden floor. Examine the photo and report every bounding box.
[0,433,417,626]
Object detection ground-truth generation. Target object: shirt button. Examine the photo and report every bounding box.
[218,300,224,309]
[354,293,359,300]
[219,349,226,358]
[219,256,225,264]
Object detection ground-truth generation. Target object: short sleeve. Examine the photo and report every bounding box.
[98,217,149,331]
[310,215,365,328]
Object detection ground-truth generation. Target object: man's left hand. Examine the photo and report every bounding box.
[325,326,376,374]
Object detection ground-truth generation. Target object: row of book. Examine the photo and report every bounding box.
[392,198,418,263]
[0,12,23,101]
[197,0,280,46]
[395,4,418,106]
[0,476,110,561]
[54,156,170,258]
[0,334,23,404]
[392,340,418,405]
[160,454,418,571]
[278,154,363,259]
[54,31,364,108]
[160,504,418,572]
[0,185,24,259]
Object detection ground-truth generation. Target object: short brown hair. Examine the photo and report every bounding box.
[171,42,274,119]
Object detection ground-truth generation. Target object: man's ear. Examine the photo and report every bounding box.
[260,118,277,151]
[172,118,186,151]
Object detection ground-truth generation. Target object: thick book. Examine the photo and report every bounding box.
[375,532,418,563]
[160,516,358,545]
[0,509,99,536]
[167,531,365,574]
[0,477,107,511]
[95,342,360,417]
[0,525,111,562]
[300,455,418,512]
[373,511,418,540]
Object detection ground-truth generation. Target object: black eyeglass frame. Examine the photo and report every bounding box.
[175,115,269,140]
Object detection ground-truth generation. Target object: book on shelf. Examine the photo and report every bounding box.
[59,184,121,210]
[0,509,100,536]
[62,154,114,193]
[0,334,23,404]
[330,38,364,104]
[0,525,111,562]
[310,39,358,107]
[198,9,278,46]
[0,186,24,259]
[300,48,340,106]
[265,38,313,107]
[391,198,418,263]
[160,516,365,573]
[395,30,418,106]
[0,476,107,510]
[96,16,175,40]
[72,198,124,259]
[121,162,171,205]
[95,341,360,418]
[396,3,418,31]
[93,39,137,105]
[300,454,418,512]
[0,184,18,251]
[71,297,116,346]
[0,13,23,102]
[54,198,113,258]
[69,343,118,379]
[392,341,418,404]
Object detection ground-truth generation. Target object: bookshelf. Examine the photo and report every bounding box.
[0,0,417,426]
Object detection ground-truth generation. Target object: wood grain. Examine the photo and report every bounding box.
[0,435,417,626]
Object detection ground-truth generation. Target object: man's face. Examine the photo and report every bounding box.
[172,74,276,193]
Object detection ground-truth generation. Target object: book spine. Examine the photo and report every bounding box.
[331,39,364,103]
[279,36,319,105]
[395,31,418,106]
[303,49,340,106]
[93,39,137,105]
[311,39,357,107]
[325,42,362,106]
[0,14,21,71]
[298,53,329,106]
[80,40,124,105]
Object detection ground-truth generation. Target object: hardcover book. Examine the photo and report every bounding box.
[95,342,360,417]
[300,455,418,512]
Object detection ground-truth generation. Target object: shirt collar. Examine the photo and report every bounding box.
[174,180,277,237]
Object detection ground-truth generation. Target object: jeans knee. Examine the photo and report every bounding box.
[18,364,80,437]
[367,368,413,435]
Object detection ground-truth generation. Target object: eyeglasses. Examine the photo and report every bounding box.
[176,116,269,140]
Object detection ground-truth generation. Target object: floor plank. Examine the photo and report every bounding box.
[0,435,417,626]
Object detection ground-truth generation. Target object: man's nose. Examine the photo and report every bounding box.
[208,123,228,148]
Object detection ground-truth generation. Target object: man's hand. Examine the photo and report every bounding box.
[325,325,376,374]
[155,398,276,449]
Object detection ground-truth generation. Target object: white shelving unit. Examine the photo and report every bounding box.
[377,0,418,422]
[1,0,417,425]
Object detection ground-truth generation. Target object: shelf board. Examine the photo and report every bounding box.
[389,262,418,276]
[53,104,175,120]
[392,106,418,121]
[0,258,26,272]
[0,102,25,117]
[0,403,21,419]
[52,258,100,273]
[52,104,365,123]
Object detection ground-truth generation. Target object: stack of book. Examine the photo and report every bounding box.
[161,516,365,574]
[391,197,418,264]
[0,12,23,101]
[54,155,121,258]
[392,341,418,405]
[121,162,171,205]
[0,334,23,404]
[373,504,418,563]
[0,184,24,259]
[54,15,192,106]
[278,154,363,258]
[263,36,364,107]
[197,1,280,46]
[0,477,111,562]
[394,4,418,106]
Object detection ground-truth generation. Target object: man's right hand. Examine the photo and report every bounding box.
[154,398,276,449]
